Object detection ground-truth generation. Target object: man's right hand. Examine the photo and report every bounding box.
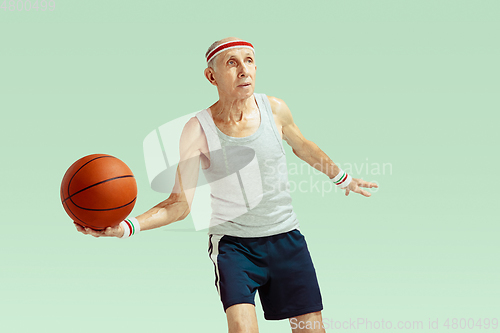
[74,221,124,238]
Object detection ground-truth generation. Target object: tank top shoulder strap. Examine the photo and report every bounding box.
[195,109,222,152]
[255,93,285,155]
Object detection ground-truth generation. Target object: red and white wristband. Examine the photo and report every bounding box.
[120,217,141,239]
[331,168,352,189]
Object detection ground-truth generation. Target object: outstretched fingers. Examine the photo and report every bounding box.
[344,178,377,197]
[356,188,372,197]
[358,179,378,188]
[345,186,371,197]
[74,222,85,233]
[74,221,121,238]
[85,227,100,237]
[74,222,102,237]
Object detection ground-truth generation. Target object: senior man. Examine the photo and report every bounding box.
[75,37,378,333]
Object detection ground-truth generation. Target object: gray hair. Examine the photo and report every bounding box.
[205,40,220,72]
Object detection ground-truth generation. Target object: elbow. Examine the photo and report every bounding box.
[292,147,305,160]
[293,140,313,160]
[166,192,190,221]
[159,194,191,223]
[178,200,191,221]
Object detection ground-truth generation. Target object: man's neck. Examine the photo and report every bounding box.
[211,94,256,124]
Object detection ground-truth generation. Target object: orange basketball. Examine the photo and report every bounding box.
[60,154,137,230]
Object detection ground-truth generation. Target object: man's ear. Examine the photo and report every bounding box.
[204,67,217,86]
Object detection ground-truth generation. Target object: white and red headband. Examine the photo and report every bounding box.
[206,40,255,64]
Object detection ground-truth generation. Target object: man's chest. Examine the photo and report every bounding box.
[199,111,283,169]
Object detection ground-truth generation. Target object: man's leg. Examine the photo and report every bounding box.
[226,303,259,333]
[289,311,326,333]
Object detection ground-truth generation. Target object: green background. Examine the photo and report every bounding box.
[1,0,498,332]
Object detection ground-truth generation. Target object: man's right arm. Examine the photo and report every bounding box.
[75,117,204,237]
[135,116,203,231]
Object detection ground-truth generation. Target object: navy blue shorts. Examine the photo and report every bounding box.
[208,229,323,320]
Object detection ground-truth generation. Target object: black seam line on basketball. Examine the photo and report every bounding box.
[70,197,136,211]
[63,175,134,204]
[65,156,121,223]
[66,155,116,207]
[61,181,87,224]
[63,200,87,225]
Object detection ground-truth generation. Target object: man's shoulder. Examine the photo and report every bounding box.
[180,115,206,150]
[264,94,288,119]
[183,115,203,134]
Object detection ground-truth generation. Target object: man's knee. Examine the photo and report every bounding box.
[226,303,259,333]
[289,311,325,332]
[228,323,257,333]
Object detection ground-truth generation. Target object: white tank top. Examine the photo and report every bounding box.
[195,93,300,237]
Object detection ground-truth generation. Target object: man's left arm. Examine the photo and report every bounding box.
[268,96,378,197]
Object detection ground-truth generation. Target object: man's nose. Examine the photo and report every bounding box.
[239,64,250,76]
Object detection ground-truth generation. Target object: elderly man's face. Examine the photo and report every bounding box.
[213,48,257,97]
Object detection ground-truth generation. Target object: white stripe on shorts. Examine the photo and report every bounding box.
[209,234,224,297]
